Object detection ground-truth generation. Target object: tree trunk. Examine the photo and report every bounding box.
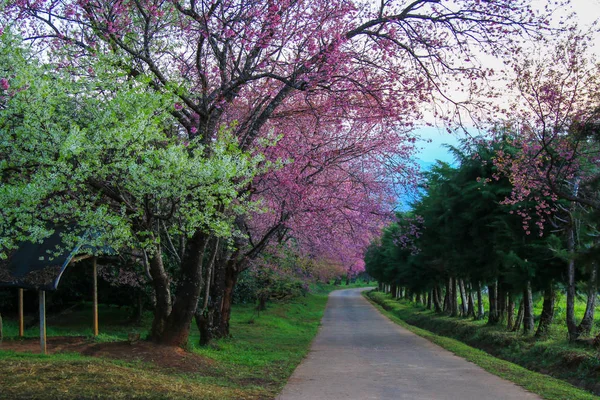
[433,286,443,313]
[148,247,172,341]
[488,281,499,325]
[467,284,475,318]
[159,231,209,346]
[535,285,556,338]
[217,260,241,338]
[391,282,398,299]
[523,281,534,334]
[577,262,597,337]
[426,290,432,310]
[257,294,268,311]
[476,281,484,320]
[566,218,579,340]
[415,292,421,304]
[512,299,524,332]
[450,277,459,317]
[195,309,213,346]
[497,283,507,323]
[443,278,450,314]
[196,244,229,346]
[506,292,515,331]
[458,279,467,317]
[130,290,144,324]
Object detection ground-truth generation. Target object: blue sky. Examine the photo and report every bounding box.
[413,127,461,165]
[395,127,462,211]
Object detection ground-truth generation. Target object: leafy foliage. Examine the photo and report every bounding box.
[0,34,262,258]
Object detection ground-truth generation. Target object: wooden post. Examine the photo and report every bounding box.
[93,256,98,337]
[18,288,24,337]
[39,290,46,355]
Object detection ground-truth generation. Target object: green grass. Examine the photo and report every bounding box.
[365,290,600,400]
[187,290,333,394]
[0,353,253,400]
[0,284,347,399]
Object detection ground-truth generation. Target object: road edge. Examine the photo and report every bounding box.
[361,290,598,400]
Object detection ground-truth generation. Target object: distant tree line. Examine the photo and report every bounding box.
[366,136,600,343]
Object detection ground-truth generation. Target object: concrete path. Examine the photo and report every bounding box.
[277,288,540,400]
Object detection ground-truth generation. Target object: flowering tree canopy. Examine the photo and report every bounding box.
[1,0,558,346]
[492,32,600,230]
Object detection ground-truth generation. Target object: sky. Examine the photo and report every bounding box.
[413,127,460,164]
[412,0,600,166]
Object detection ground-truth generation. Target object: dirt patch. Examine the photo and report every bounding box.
[0,336,215,374]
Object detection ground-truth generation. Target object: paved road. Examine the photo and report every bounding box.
[277,288,540,400]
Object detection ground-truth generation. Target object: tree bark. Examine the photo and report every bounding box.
[523,281,535,334]
[199,237,220,316]
[459,279,467,317]
[488,281,499,325]
[443,278,450,314]
[217,260,241,337]
[512,299,524,332]
[467,283,475,318]
[476,281,484,320]
[577,262,597,337]
[433,286,443,313]
[196,245,228,345]
[450,277,459,317]
[130,290,144,324]
[195,310,213,346]
[148,247,172,341]
[477,281,485,320]
[426,290,432,310]
[535,285,556,338]
[257,293,268,311]
[566,215,579,340]
[391,282,398,299]
[497,283,507,323]
[506,292,515,331]
[159,231,209,346]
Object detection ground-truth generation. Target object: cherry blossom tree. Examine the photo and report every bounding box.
[2,0,557,346]
[490,31,600,341]
[493,32,600,217]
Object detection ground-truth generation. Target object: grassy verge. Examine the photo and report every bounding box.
[0,352,254,400]
[364,290,600,400]
[0,284,346,399]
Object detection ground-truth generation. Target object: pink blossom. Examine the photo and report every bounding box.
[0,78,9,90]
